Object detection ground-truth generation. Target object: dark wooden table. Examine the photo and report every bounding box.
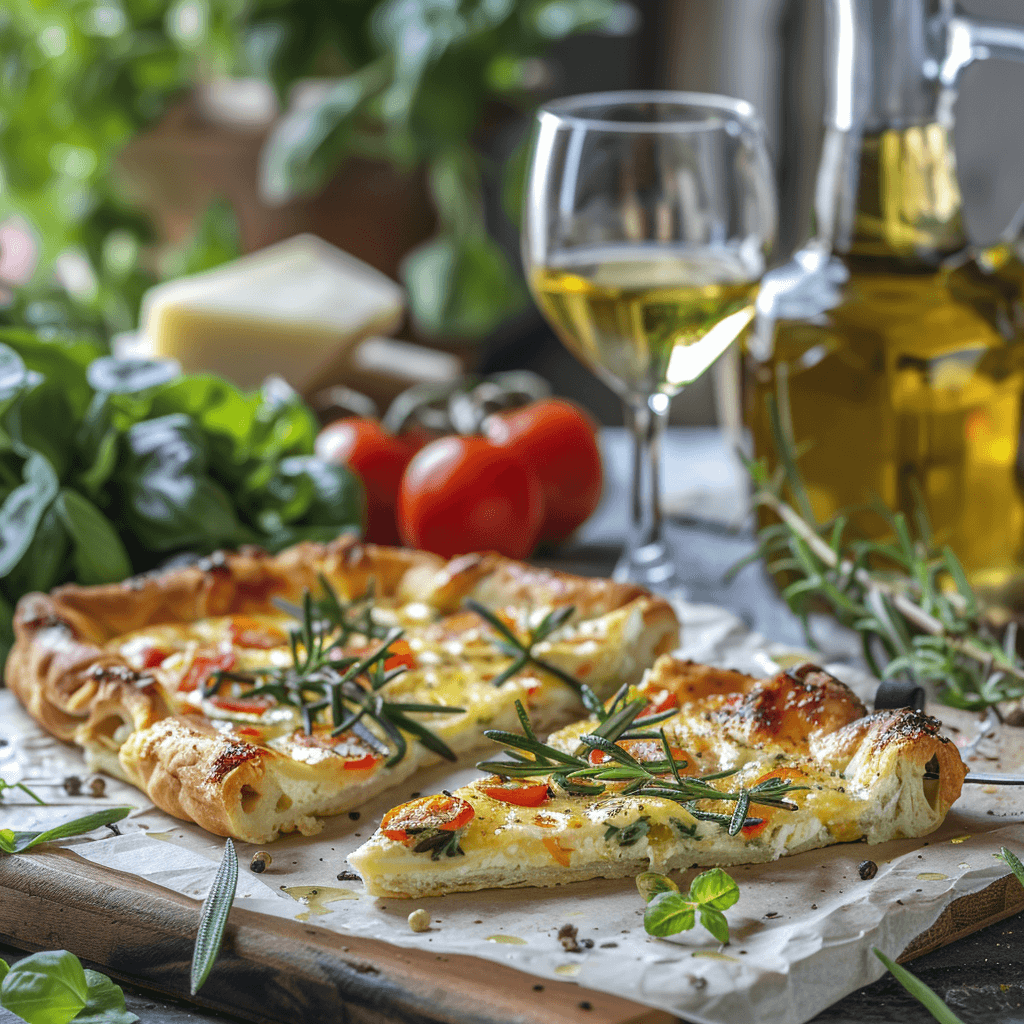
[1,428,1021,1024]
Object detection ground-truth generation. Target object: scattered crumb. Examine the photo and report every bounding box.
[599,942,619,949]
[348,811,360,821]
[578,1001,592,1011]
[763,911,779,919]
[558,924,581,952]
[336,870,360,882]
[407,909,432,933]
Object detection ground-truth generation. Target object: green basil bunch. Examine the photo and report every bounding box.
[0,328,364,661]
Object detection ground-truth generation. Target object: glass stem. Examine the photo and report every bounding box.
[615,393,678,589]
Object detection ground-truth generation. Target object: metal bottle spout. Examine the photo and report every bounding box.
[824,0,1024,133]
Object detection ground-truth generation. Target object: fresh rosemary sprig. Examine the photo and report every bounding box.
[477,696,803,836]
[208,580,464,768]
[737,389,1024,710]
[465,599,584,693]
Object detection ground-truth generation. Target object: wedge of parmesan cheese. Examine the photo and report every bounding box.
[139,234,405,392]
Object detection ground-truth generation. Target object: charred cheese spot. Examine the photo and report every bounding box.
[207,741,264,783]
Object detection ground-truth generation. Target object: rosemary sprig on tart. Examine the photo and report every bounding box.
[465,599,584,692]
[206,580,464,768]
[476,689,806,837]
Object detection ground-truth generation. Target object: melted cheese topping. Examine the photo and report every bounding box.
[105,599,652,775]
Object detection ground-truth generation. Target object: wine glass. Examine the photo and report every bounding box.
[523,91,776,591]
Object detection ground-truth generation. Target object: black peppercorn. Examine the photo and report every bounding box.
[250,851,272,873]
[858,859,878,880]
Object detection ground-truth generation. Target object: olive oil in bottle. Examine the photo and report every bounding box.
[748,122,1024,602]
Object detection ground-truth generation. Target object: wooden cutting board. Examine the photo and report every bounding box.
[1,845,1022,1024]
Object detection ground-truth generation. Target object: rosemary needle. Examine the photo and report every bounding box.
[206,579,464,767]
[477,694,804,836]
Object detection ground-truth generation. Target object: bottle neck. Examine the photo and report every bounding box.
[814,122,969,270]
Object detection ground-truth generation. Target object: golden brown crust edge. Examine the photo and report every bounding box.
[6,538,679,838]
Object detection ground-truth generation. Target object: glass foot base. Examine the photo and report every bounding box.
[613,539,684,594]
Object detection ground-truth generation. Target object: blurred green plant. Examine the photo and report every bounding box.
[253,0,630,338]
[0,0,632,341]
[0,0,247,337]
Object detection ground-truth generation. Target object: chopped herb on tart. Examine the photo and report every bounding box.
[206,579,464,768]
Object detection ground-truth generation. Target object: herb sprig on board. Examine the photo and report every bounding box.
[477,692,804,836]
[737,389,1024,710]
[207,579,463,768]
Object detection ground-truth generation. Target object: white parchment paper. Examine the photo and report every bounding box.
[3,601,1023,1024]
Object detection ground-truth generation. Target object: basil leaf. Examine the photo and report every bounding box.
[2,807,131,853]
[191,839,238,995]
[873,949,965,1024]
[698,906,730,944]
[10,380,78,479]
[56,489,132,585]
[250,376,317,461]
[0,330,102,420]
[636,871,680,904]
[117,414,247,552]
[0,343,29,403]
[643,892,696,937]
[74,970,139,1024]
[0,959,9,984]
[249,456,364,534]
[4,502,70,596]
[0,950,88,1024]
[401,232,525,340]
[997,846,1024,888]
[0,451,60,576]
[86,357,178,395]
[689,867,741,911]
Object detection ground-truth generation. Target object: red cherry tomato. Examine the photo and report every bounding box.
[289,729,382,770]
[179,650,236,693]
[229,616,287,650]
[140,645,171,669]
[487,398,603,544]
[208,695,275,715]
[380,793,475,841]
[637,688,679,718]
[480,779,551,806]
[315,418,415,545]
[588,740,697,774]
[397,436,544,559]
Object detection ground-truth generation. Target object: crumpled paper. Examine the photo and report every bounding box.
[2,600,1022,1024]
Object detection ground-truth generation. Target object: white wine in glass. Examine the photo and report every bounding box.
[524,92,776,590]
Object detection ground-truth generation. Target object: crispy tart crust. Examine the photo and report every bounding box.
[7,538,678,842]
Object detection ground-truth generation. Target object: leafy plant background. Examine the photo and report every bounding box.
[0,0,630,341]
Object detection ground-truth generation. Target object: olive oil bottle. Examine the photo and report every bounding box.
[747,0,1024,605]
